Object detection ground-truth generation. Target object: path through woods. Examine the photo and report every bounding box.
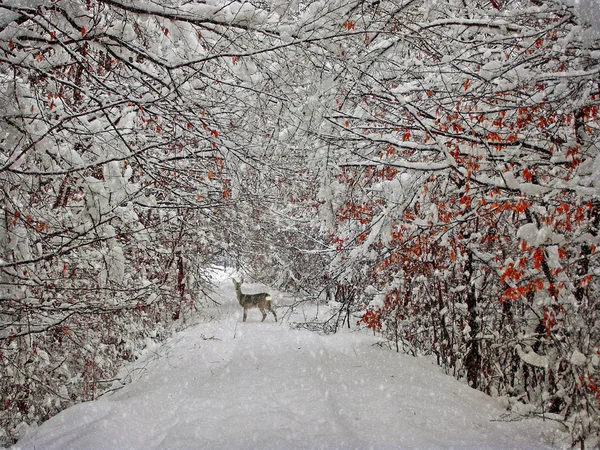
[13,269,561,450]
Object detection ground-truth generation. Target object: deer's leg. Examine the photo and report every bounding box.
[266,301,277,322]
[260,307,267,322]
[243,308,248,322]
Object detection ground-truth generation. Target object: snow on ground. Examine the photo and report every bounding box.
[12,268,563,450]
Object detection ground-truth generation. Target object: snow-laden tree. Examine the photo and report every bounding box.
[0,0,351,442]
[296,0,600,444]
[0,1,222,441]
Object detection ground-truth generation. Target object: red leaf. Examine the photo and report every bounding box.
[534,279,544,291]
[542,307,555,336]
[580,274,593,287]
[515,200,529,213]
[487,132,502,142]
[532,248,544,270]
[460,195,472,208]
[538,117,547,128]
[343,20,355,30]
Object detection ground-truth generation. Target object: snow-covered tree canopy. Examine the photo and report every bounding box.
[1,0,599,446]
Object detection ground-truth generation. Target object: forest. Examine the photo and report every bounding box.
[0,0,599,447]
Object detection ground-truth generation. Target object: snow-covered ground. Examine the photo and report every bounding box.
[12,269,563,449]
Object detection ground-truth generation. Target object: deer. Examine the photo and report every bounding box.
[232,278,277,322]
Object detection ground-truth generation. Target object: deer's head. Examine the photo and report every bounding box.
[232,278,244,290]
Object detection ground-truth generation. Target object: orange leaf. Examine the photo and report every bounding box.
[459,195,471,208]
[210,129,219,138]
[533,248,544,270]
[515,200,529,213]
[81,27,86,36]
[343,20,355,30]
[558,247,568,260]
[580,274,593,287]
[207,171,215,180]
[501,287,520,301]
[487,132,502,142]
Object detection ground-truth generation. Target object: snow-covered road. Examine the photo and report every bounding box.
[13,270,561,449]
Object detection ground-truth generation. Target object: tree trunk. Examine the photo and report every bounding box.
[464,250,480,387]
